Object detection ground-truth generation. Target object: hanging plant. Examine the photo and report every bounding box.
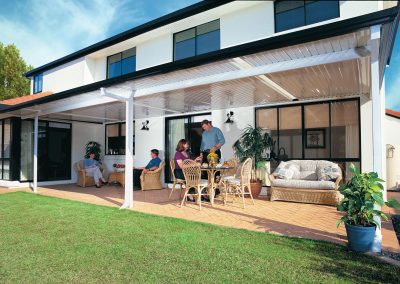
[85,141,102,163]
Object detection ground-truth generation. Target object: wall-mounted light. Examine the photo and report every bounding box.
[225,111,234,124]
[141,120,149,131]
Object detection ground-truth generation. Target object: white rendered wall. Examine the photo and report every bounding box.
[84,56,96,84]
[385,115,400,145]
[136,33,173,70]
[360,95,374,173]
[340,1,379,19]
[221,2,274,48]
[42,58,86,93]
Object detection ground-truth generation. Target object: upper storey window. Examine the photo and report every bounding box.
[174,19,220,61]
[33,73,43,94]
[107,47,136,79]
[275,0,339,33]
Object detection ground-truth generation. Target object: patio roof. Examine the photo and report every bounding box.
[1,28,373,123]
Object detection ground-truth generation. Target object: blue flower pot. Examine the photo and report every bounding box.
[345,223,376,253]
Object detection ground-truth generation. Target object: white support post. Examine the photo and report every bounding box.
[370,25,383,253]
[121,96,134,209]
[33,113,39,193]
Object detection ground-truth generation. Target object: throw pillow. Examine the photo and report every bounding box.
[317,164,341,181]
[273,162,299,180]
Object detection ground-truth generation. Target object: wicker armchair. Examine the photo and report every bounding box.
[223,158,255,208]
[140,161,165,191]
[169,160,185,199]
[74,160,104,187]
[181,159,209,210]
[219,158,239,190]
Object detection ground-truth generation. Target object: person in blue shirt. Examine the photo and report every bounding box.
[84,151,106,188]
[199,119,225,163]
[133,149,161,189]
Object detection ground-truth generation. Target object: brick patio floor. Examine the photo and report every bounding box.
[1,185,399,253]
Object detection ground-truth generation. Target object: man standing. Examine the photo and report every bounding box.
[199,119,225,163]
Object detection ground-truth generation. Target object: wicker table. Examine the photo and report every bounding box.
[200,166,233,206]
[108,171,125,187]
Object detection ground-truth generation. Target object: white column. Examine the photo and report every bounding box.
[121,96,134,209]
[370,25,383,253]
[33,114,39,193]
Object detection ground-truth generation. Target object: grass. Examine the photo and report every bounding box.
[0,192,399,283]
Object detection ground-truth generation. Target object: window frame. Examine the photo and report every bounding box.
[105,121,135,155]
[106,47,137,79]
[33,73,43,94]
[255,97,361,163]
[173,19,220,61]
[274,0,340,33]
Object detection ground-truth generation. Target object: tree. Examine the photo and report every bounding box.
[0,43,33,101]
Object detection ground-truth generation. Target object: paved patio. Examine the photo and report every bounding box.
[1,185,399,253]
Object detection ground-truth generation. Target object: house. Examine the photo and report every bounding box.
[385,108,400,190]
[0,0,398,214]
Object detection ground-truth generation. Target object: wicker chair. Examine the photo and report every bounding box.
[223,158,255,208]
[219,158,239,190]
[169,160,185,199]
[140,161,165,191]
[181,159,209,210]
[74,160,104,187]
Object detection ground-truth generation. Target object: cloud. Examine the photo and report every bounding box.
[0,0,143,67]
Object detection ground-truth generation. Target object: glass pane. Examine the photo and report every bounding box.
[335,161,360,183]
[331,100,360,159]
[120,123,126,155]
[121,56,136,75]
[2,160,10,180]
[108,53,121,64]
[3,119,11,158]
[275,0,304,13]
[108,61,121,78]
[122,47,136,59]
[20,120,34,181]
[279,106,302,159]
[197,19,220,35]
[174,28,195,43]
[166,118,187,181]
[49,122,70,129]
[196,30,220,55]
[256,108,278,154]
[306,0,339,25]
[304,104,330,158]
[174,38,196,60]
[275,7,305,32]
[106,124,119,155]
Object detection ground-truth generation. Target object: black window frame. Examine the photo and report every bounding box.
[105,122,135,155]
[274,0,340,33]
[106,47,137,79]
[173,19,220,61]
[33,73,43,94]
[255,97,361,165]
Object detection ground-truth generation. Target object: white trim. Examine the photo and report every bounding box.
[33,114,38,193]
[121,96,134,209]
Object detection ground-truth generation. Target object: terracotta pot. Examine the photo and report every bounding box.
[250,181,262,198]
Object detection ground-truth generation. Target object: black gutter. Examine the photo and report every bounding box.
[4,6,399,114]
[24,0,234,77]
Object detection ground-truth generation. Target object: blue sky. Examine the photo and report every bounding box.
[0,0,399,111]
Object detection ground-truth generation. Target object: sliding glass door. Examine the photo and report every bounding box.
[165,113,211,182]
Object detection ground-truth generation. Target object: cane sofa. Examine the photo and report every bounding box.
[269,160,342,206]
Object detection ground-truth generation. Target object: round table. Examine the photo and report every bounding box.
[200,166,233,205]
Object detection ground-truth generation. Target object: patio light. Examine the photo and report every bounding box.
[225,111,234,124]
[141,120,150,131]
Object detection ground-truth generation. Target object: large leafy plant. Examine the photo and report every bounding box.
[337,164,400,228]
[233,125,275,181]
[85,141,102,163]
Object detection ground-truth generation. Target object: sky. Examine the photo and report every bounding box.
[0,0,399,111]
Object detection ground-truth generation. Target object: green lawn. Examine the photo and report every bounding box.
[0,192,399,283]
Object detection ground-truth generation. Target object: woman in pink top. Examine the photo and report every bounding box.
[174,139,191,180]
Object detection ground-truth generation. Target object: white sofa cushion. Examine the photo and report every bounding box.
[272,179,336,190]
[299,171,318,181]
[317,164,341,181]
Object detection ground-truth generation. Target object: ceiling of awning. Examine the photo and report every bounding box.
[5,28,372,123]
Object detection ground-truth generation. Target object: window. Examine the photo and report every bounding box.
[106,122,135,155]
[0,119,12,180]
[255,99,360,181]
[33,73,43,94]
[275,0,339,33]
[107,47,136,79]
[174,19,220,61]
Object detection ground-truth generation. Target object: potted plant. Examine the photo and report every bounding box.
[337,163,400,252]
[233,125,275,198]
[85,141,102,163]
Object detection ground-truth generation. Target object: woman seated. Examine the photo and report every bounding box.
[174,139,201,201]
[84,151,107,188]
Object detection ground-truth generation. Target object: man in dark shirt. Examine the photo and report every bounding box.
[133,149,161,189]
